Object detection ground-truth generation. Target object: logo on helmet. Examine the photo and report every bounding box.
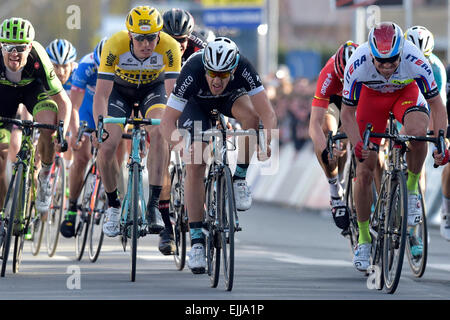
[139,19,152,31]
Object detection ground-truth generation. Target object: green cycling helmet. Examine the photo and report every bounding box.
[0,17,35,43]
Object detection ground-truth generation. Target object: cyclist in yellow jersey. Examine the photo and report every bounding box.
[93,6,181,237]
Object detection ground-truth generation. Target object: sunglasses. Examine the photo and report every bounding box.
[131,32,158,42]
[1,43,29,53]
[374,54,400,64]
[205,69,232,79]
[174,37,188,44]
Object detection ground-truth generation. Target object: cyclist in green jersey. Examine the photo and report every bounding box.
[0,18,71,219]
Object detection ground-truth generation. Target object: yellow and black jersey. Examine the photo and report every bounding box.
[98,30,181,88]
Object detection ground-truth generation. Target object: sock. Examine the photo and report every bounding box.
[147,185,162,212]
[39,162,53,181]
[406,170,420,195]
[358,220,372,245]
[328,177,343,199]
[159,200,172,231]
[106,189,120,208]
[68,199,78,213]
[233,164,249,181]
[189,221,204,246]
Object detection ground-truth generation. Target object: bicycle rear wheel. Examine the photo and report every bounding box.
[406,183,427,278]
[2,164,25,277]
[218,167,236,291]
[343,156,358,254]
[170,165,186,270]
[383,171,408,294]
[205,173,220,288]
[46,156,65,257]
[88,178,106,263]
[130,163,140,282]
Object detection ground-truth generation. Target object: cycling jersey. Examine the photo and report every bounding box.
[183,30,207,64]
[167,52,264,113]
[428,53,447,104]
[0,40,63,95]
[312,55,343,109]
[72,53,98,129]
[342,40,439,106]
[97,30,181,89]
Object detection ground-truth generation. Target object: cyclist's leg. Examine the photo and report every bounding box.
[393,84,429,226]
[141,84,169,233]
[178,99,211,273]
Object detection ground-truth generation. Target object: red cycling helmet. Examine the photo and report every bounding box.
[334,41,359,80]
[368,21,404,59]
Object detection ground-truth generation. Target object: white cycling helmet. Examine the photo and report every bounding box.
[46,39,77,65]
[202,37,240,72]
[405,25,434,57]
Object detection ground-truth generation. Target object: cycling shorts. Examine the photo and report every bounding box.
[178,88,247,141]
[79,95,96,130]
[0,80,58,126]
[355,82,428,145]
[107,82,167,129]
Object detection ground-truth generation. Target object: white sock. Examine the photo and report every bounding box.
[442,195,450,216]
[328,177,343,199]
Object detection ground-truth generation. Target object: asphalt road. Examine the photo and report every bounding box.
[1,202,450,304]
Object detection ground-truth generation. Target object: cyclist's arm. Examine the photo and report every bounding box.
[93,79,113,128]
[308,106,328,154]
[249,90,277,138]
[160,103,182,146]
[69,86,85,138]
[340,102,361,148]
[427,94,448,139]
[164,78,177,98]
[50,89,72,137]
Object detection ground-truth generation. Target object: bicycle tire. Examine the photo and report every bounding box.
[76,169,95,261]
[46,156,65,257]
[1,164,24,277]
[205,173,220,287]
[88,178,106,263]
[170,165,186,270]
[406,183,428,278]
[30,202,44,256]
[383,170,408,294]
[369,174,388,291]
[130,162,140,282]
[218,167,236,291]
[343,155,358,254]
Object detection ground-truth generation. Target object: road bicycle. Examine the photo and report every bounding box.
[201,109,265,291]
[97,107,160,282]
[0,117,66,277]
[362,114,442,293]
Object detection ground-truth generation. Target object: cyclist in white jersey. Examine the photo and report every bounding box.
[340,22,448,272]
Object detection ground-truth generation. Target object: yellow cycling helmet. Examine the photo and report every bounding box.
[126,6,163,34]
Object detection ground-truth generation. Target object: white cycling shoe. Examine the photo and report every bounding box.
[234,179,252,211]
[102,207,121,237]
[187,243,206,274]
[353,243,371,272]
[407,193,422,226]
[35,177,52,213]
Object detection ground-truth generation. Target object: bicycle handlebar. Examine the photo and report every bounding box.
[0,116,67,152]
[97,115,160,144]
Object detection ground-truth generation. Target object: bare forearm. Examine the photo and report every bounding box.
[341,105,361,146]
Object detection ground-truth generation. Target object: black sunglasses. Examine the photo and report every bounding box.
[174,37,188,44]
[131,33,158,42]
[374,54,400,64]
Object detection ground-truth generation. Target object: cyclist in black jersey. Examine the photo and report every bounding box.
[162,8,208,65]
[161,37,277,274]
[0,17,71,216]
[440,64,450,241]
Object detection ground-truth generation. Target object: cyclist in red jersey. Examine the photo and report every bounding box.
[309,41,358,231]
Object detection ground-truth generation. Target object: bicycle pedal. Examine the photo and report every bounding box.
[236,226,242,232]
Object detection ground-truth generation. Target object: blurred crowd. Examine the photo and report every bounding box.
[264,66,316,151]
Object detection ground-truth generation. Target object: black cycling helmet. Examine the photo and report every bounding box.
[162,8,194,37]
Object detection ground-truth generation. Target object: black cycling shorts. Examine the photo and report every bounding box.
[178,88,247,140]
[108,81,167,120]
[0,80,58,130]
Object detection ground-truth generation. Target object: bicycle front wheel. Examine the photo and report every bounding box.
[46,156,65,257]
[76,170,95,261]
[88,178,106,263]
[130,162,140,282]
[2,164,25,277]
[170,165,186,270]
[406,183,427,278]
[383,170,408,294]
[205,173,220,288]
[343,156,358,254]
[218,167,236,291]
[30,201,44,256]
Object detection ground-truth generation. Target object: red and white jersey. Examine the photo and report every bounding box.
[342,40,439,106]
[312,55,343,109]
